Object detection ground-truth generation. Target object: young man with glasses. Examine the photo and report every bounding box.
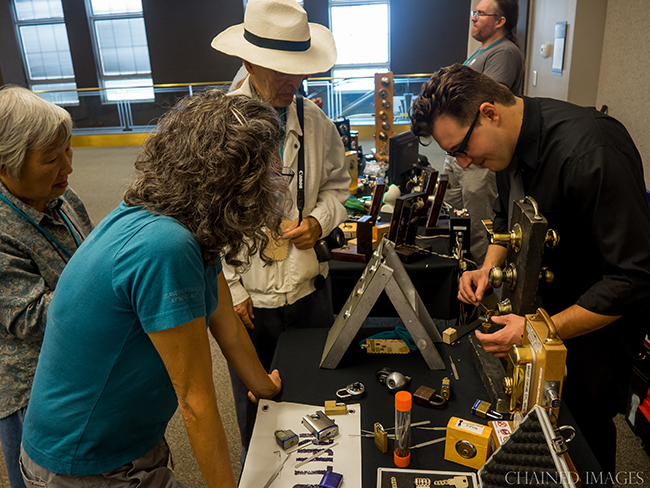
[411,63,650,476]
[444,0,525,266]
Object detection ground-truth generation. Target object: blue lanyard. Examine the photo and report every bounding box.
[464,37,506,66]
[0,193,80,258]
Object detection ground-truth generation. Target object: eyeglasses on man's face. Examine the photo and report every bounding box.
[471,10,500,19]
[445,109,481,159]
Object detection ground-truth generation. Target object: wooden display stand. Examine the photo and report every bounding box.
[374,72,393,157]
[388,192,431,263]
[425,174,450,236]
[332,178,386,263]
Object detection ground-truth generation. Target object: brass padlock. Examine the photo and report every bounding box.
[441,377,451,400]
[471,399,502,420]
[413,385,446,407]
[374,422,388,453]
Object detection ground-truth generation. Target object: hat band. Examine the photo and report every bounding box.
[244,29,311,52]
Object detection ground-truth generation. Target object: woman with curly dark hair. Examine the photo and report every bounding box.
[20,90,287,488]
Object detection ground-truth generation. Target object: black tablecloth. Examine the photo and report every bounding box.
[270,326,606,488]
[329,236,459,319]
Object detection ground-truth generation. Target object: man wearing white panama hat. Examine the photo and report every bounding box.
[211,0,350,456]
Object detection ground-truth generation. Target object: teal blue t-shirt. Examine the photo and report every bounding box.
[22,202,221,475]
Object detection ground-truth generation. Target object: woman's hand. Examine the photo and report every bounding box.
[248,369,282,403]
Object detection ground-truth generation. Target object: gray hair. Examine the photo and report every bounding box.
[0,85,73,179]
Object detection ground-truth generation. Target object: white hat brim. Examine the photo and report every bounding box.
[211,23,337,75]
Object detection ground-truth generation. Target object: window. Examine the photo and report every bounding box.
[329,0,389,91]
[86,0,153,101]
[11,0,78,104]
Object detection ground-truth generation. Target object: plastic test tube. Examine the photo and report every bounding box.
[394,390,412,467]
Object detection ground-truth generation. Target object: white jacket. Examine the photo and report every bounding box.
[223,77,350,308]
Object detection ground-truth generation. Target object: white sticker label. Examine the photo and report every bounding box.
[527,323,543,355]
[454,418,485,435]
[522,362,533,412]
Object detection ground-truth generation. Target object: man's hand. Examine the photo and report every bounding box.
[474,314,525,358]
[234,298,255,329]
[311,97,324,109]
[282,216,322,250]
[458,268,491,306]
[248,369,282,404]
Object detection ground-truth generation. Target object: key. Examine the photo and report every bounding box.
[433,476,469,488]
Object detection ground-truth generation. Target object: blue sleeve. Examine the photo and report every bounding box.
[112,219,214,333]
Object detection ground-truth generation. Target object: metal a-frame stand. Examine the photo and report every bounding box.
[320,237,445,370]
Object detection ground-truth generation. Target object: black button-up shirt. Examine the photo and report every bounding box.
[493,96,650,320]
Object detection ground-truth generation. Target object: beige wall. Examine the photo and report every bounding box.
[567,0,607,106]
[597,0,650,188]
[525,0,577,100]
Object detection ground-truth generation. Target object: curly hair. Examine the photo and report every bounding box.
[410,64,516,139]
[0,85,72,179]
[124,90,287,268]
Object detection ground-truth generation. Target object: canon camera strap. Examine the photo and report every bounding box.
[296,94,305,225]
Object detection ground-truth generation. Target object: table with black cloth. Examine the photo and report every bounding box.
[329,234,459,320]
[270,326,608,488]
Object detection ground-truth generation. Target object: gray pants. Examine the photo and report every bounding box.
[20,439,186,488]
[444,156,497,266]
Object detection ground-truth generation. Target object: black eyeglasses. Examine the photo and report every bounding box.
[446,109,481,158]
[471,10,500,19]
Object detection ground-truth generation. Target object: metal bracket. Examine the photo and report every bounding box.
[320,238,445,370]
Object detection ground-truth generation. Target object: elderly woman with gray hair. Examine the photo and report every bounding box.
[0,85,94,488]
[20,90,285,488]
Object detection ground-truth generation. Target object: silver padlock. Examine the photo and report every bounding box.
[335,381,365,400]
[302,411,339,441]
